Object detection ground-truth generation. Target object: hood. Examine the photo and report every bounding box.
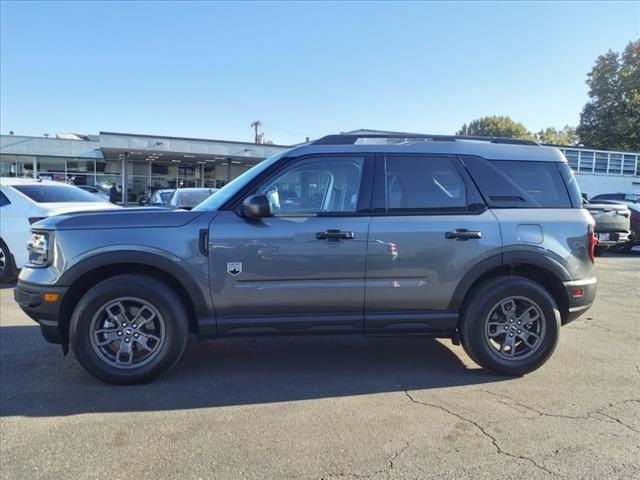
[33,207,209,231]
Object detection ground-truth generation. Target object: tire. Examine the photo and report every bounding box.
[459,276,561,376]
[69,274,189,385]
[0,238,16,284]
[594,245,608,256]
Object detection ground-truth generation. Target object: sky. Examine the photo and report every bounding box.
[1,1,638,146]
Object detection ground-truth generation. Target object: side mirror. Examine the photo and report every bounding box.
[240,194,272,218]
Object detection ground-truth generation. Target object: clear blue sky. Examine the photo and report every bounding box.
[1,1,638,145]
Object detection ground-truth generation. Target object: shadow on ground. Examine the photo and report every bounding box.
[0,325,508,417]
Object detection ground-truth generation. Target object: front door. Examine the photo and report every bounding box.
[209,154,373,335]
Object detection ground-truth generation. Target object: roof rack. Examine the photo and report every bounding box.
[312,133,539,147]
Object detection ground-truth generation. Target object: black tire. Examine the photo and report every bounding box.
[594,245,608,256]
[69,274,189,385]
[0,238,17,284]
[459,276,561,376]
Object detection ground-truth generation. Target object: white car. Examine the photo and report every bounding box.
[0,178,119,282]
[77,185,111,202]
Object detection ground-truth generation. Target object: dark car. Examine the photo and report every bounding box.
[590,192,640,205]
[583,200,631,255]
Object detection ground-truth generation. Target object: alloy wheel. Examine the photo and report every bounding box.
[483,296,546,361]
[89,297,166,369]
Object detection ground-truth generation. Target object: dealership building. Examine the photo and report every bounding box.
[1,130,639,203]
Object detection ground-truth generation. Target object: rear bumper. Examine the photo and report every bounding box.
[595,230,630,246]
[563,276,597,325]
[14,280,67,344]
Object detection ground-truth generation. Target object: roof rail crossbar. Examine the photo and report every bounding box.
[312,133,539,146]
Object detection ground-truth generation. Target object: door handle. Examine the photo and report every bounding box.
[316,230,355,240]
[445,229,482,240]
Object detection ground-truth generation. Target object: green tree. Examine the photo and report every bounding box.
[535,125,579,145]
[577,40,640,151]
[456,115,534,140]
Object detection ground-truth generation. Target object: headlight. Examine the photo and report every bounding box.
[27,232,50,266]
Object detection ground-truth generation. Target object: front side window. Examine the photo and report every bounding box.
[381,155,472,213]
[258,156,365,215]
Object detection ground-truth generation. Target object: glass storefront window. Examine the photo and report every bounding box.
[0,154,35,178]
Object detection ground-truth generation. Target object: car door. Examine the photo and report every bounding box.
[364,154,502,333]
[209,154,373,335]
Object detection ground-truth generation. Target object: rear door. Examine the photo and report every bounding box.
[364,154,502,333]
[209,154,373,335]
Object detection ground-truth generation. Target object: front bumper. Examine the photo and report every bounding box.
[14,280,68,344]
[563,276,597,325]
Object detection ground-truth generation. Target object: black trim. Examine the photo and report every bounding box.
[447,254,503,311]
[365,311,458,333]
[312,133,539,146]
[14,281,68,344]
[57,251,212,317]
[502,251,571,282]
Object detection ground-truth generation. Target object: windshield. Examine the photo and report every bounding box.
[193,150,292,211]
[12,184,104,203]
[173,189,216,209]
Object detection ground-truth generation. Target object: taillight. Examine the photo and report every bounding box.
[28,217,47,225]
[588,224,598,264]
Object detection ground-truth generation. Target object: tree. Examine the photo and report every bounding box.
[456,116,533,140]
[535,125,579,145]
[577,40,640,151]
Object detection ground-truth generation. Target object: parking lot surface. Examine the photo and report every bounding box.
[1,253,639,480]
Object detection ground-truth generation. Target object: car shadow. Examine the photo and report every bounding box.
[0,325,509,417]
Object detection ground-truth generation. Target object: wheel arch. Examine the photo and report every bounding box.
[449,253,571,325]
[58,251,209,344]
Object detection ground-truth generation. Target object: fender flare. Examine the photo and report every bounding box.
[447,251,571,311]
[58,250,211,317]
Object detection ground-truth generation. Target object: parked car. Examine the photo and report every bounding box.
[78,185,111,202]
[166,187,218,210]
[583,200,631,255]
[0,178,119,283]
[590,192,640,205]
[15,133,598,384]
[609,203,640,253]
[147,189,174,207]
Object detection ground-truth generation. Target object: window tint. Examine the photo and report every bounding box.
[0,191,10,207]
[463,158,573,208]
[12,184,103,203]
[382,156,471,212]
[258,156,365,214]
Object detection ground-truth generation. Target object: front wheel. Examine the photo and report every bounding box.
[459,276,560,376]
[70,274,189,384]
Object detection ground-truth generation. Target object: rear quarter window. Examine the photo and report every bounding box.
[462,157,574,208]
[0,191,10,207]
[11,184,103,203]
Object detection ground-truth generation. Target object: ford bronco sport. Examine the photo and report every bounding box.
[15,133,598,384]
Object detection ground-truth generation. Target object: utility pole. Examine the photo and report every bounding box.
[250,120,262,144]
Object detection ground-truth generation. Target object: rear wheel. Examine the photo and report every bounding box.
[459,276,560,376]
[70,274,189,384]
[0,239,16,284]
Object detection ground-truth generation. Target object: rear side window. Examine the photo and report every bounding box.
[462,157,573,208]
[376,155,483,213]
[12,184,103,203]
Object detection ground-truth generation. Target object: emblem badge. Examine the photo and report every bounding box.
[227,262,242,276]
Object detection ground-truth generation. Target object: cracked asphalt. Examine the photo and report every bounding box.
[1,252,639,479]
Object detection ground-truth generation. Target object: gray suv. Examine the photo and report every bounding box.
[15,133,598,384]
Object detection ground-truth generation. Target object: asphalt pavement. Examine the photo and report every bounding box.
[1,252,639,479]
